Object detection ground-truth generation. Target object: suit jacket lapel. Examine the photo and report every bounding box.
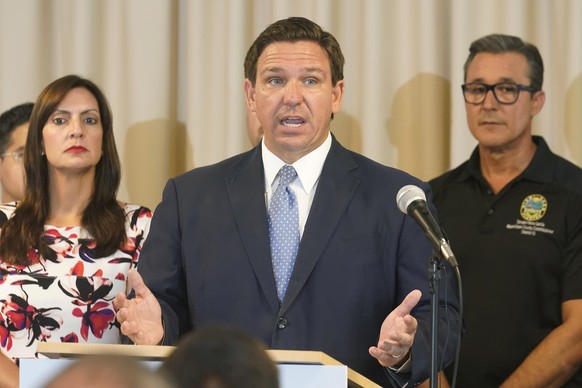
[280,138,360,313]
[226,147,281,312]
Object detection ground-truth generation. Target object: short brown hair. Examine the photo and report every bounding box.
[244,16,344,87]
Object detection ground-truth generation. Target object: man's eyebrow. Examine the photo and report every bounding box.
[261,66,326,74]
[468,76,516,83]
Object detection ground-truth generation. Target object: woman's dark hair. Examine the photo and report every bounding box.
[0,75,125,264]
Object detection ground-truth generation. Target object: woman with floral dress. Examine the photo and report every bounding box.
[0,75,152,387]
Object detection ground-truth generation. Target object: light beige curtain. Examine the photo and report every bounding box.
[1,0,580,210]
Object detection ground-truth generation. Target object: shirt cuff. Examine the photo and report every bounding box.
[388,356,411,373]
[384,355,412,387]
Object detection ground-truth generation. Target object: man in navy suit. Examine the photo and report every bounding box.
[115,17,460,386]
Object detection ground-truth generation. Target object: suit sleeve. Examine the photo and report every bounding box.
[137,179,192,345]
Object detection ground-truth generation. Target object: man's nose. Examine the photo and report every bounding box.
[283,81,303,106]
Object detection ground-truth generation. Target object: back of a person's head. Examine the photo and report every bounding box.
[44,355,175,388]
[0,102,33,153]
[162,325,279,388]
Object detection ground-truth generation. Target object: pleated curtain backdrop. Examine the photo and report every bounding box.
[1,0,580,210]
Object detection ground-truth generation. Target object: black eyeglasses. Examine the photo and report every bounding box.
[461,82,538,105]
[0,150,24,162]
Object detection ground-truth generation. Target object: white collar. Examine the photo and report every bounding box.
[262,132,332,195]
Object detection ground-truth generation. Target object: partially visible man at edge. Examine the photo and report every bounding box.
[0,102,33,205]
[430,34,582,387]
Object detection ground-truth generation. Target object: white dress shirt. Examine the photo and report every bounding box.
[262,132,332,239]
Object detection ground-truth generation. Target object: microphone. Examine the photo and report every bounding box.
[396,185,458,268]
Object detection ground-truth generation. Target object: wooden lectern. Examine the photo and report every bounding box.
[28,342,381,388]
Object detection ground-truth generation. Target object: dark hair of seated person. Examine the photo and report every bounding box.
[44,354,175,388]
[161,325,279,388]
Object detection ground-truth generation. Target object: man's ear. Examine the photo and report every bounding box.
[243,79,256,112]
[331,80,345,114]
[531,89,545,117]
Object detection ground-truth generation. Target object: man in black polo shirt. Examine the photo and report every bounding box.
[430,34,582,387]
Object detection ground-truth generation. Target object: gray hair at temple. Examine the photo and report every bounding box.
[463,34,544,91]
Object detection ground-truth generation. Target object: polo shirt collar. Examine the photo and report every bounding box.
[521,136,555,184]
[460,135,555,185]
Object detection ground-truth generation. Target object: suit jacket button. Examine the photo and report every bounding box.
[277,317,288,329]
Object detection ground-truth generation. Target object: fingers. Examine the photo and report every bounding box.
[394,289,422,317]
[114,269,148,310]
[113,291,127,312]
[372,338,412,364]
[115,303,129,323]
[116,305,145,344]
[371,290,421,367]
[379,341,402,355]
[402,314,418,334]
[373,314,418,367]
[369,346,388,366]
[119,319,143,344]
[380,339,410,355]
[369,343,409,367]
[127,268,149,297]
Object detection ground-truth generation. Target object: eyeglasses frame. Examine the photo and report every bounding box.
[461,82,538,105]
[0,150,25,162]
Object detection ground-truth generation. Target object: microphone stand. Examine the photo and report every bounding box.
[429,251,443,388]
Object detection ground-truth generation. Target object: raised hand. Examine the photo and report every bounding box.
[113,269,164,345]
[369,289,421,367]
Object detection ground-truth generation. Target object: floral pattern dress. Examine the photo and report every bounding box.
[0,203,152,361]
